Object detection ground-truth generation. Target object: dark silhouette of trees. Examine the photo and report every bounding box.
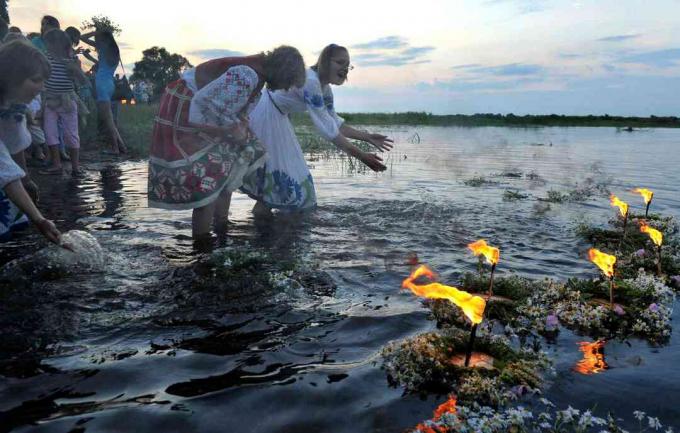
[1,0,9,23]
[130,47,192,100]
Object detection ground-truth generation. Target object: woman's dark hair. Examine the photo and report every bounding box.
[262,45,306,90]
[44,29,72,59]
[312,44,348,83]
[96,30,120,66]
[41,15,60,33]
[0,40,51,103]
[64,26,81,46]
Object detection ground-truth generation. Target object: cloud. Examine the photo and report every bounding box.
[351,36,434,67]
[484,0,548,14]
[596,34,642,42]
[188,48,245,59]
[462,63,545,76]
[452,63,483,69]
[618,48,680,68]
[351,36,408,50]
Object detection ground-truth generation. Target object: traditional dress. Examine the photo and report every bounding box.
[0,105,31,240]
[241,68,344,211]
[148,56,267,210]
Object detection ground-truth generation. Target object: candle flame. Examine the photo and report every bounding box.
[574,340,608,375]
[588,248,616,278]
[402,265,486,324]
[633,188,653,205]
[414,396,457,433]
[640,221,663,247]
[467,240,499,266]
[609,194,629,218]
[433,396,457,419]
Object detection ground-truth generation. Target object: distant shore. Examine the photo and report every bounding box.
[116,105,680,157]
[330,112,680,128]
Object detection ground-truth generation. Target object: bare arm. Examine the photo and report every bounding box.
[331,134,386,172]
[80,32,96,47]
[10,151,40,208]
[81,49,99,64]
[3,180,61,244]
[339,124,394,152]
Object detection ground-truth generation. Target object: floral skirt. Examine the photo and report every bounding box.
[148,80,266,210]
[240,92,317,212]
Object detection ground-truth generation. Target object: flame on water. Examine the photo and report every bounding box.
[433,396,457,419]
[414,396,457,433]
[588,248,616,278]
[633,188,653,205]
[574,341,608,375]
[609,194,629,218]
[403,265,486,324]
[640,221,663,247]
[467,240,500,266]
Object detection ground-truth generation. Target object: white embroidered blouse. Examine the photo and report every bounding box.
[270,68,345,141]
[183,65,261,129]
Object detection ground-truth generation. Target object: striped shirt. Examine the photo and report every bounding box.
[45,53,75,94]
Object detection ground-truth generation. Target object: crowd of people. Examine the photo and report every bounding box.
[0,14,126,245]
[1,13,394,247]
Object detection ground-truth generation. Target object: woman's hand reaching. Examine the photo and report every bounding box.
[358,151,387,172]
[365,133,394,152]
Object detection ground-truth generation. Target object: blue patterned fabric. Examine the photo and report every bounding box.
[241,167,316,212]
[0,189,29,241]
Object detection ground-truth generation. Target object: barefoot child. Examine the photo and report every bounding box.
[40,30,87,177]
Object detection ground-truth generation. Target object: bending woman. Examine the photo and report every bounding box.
[80,30,126,154]
[147,46,306,237]
[242,43,393,213]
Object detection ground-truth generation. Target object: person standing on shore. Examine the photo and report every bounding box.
[80,30,127,155]
[147,46,306,237]
[241,43,393,214]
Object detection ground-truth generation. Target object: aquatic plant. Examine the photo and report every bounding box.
[413,398,675,433]
[464,176,500,187]
[381,326,551,404]
[504,190,530,201]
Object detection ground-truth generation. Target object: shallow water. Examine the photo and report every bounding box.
[1,126,679,432]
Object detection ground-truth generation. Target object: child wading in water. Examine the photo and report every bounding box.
[0,40,64,244]
[40,29,88,177]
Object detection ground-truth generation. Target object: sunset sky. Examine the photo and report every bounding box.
[8,0,680,115]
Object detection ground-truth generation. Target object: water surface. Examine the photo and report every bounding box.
[1,126,679,432]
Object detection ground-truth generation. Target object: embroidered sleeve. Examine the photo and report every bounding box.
[0,141,25,189]
[188,65,259,128]
[303,74,340,141]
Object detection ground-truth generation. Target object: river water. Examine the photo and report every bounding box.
[1,126,679,432]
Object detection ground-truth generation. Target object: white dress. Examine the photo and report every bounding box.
[240,68,344,211]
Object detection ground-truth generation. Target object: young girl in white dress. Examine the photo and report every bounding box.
[241,44,393,214]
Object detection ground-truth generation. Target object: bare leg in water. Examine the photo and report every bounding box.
[252,200,272,217]
[213,189,232,232]
[192,202,215,238]
[97,101,127,154]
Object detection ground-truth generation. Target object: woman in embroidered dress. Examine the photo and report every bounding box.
[0,40,63,244]
[147,45,306,237]
[241,44,393,214]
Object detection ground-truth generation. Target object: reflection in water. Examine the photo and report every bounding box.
[574,340,609,375]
